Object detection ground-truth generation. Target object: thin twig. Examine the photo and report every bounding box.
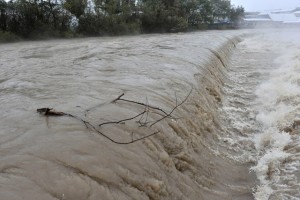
[99,111,146,127]
[85,102,107,118]
[112,93,125,103]
[79,120,160,145]
[150,88,193,127]
[114,95,169,116]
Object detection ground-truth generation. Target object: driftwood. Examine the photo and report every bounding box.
[37,89,192,144]
[37,108,65,116]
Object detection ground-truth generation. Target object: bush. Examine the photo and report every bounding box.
[0,31,20,43]
[168,17,188,32]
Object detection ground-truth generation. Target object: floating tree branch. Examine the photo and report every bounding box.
[37,108,160,144]
[37,88,192,144]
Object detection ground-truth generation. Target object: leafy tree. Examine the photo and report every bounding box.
[0,0,7,31]
[229,5,244,24]
[186,0,212,26]
[64,0,87,18]
[140,0,188,32]
[211,0,231,23]
[0,0,245,40]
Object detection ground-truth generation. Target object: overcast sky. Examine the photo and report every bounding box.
[230,0,300,11]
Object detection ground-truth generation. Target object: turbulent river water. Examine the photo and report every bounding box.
[1,29,300,200]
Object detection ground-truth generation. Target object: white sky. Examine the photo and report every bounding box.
[230,0,300,11]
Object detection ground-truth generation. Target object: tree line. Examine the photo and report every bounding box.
[0,0,244,40]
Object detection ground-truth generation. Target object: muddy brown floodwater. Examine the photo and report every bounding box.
[2,29,299,200]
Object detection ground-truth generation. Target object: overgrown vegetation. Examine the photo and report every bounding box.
[0,0,244,41]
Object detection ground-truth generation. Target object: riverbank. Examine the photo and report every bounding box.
[0,24,241,44]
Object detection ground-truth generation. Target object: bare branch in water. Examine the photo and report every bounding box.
[150,88,193,127]
[36,88,192,144]
[99,111,146,127]
[113,94,170,116]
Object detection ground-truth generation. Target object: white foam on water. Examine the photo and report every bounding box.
[250,30,300,200]
[253,184,274,200]
[253,128,291,151]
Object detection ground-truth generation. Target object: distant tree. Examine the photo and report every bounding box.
[186,0,212,26]
[0,0,7,31]
[229,5,244,24]
[140,0,188,33]
[0,0,245,41]
[211,0,231,23]
[64,0,87,18]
